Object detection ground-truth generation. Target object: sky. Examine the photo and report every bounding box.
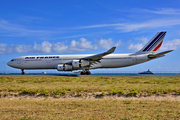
[1,0,180,73]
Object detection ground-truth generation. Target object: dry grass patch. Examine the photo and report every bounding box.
[0,99,180,119]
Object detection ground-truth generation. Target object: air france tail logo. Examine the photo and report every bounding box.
[142,32,166,52]
[153,41,163,51]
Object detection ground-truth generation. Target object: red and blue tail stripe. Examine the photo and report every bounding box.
[137,32,166,53]
[142,32,166,52]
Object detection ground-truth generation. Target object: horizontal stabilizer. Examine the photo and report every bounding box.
[148,50,173,59]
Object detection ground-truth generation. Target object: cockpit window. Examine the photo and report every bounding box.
[11,59,17,61]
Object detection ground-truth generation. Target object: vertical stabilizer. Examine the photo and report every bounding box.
[136,32,166,54]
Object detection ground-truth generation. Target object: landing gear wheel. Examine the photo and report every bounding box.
[80,70,91,75]
[86,71,91,75]
[21,69,25,75]
[80,71,85,75]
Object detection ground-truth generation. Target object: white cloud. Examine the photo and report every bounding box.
[98,38,122,49]
[0,44,32,54]
[0,43,7,54]
[135,37,148,44]
[71,23,123,29]
[0,38,98,54]
[143,8,180,15]
[69,18,180,32]
[51,42,68,53]
[116,19,180,32]
[128,43,143,51]
[115,40,123,47]
[119,8,180,15]
[2,17,180,39]
[73,38,94,49]
[128,38,180,52]
[33,41,52,53]
[0,20,59,37]
[69,38,97,52]
[0,37,124,54]
[70,19,180,33]
[128,36,148,51]
[99,38,113,49]
[161,39,180,50]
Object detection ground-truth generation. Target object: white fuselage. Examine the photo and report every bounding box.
[7,53,150,70]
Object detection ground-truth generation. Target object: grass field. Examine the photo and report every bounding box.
[0,75,180,119]
[0,99,180,119]
[0,76,180,97]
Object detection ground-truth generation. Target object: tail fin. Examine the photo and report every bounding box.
[136,32,166,54]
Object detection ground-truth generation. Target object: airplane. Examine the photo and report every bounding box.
[7,31,173,75]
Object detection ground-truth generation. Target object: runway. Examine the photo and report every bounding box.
[1,74,180,77]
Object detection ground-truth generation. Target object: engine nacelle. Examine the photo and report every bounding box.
[81,60,90,67]
[72,60,90,68]
[57,64,72,71]
[72,60,80,68]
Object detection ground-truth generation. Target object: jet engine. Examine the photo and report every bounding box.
[57,64,72,71]
[72,59,90,68]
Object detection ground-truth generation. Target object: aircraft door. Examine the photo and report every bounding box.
[46,60,50,63]
[132,56,137,64]
[46,60,51,68]
[17,60,21,64]
[17,59,23,66]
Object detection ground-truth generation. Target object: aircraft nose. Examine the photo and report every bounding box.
[7,61,12,67]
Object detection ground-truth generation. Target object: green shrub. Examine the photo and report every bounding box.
[101,91,105,96]
[29,89,39,95]
[122,100,131,104]
[128,89,139,95]
[53,89,62,95]
[117,89,125,94]
[40,89,50,95]
[8,88,13,92]
[110,89,118,95]
[20,116,32,120]
[22,89,29,94]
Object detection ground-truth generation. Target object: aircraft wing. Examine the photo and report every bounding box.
[82,47,116,61]
[65,47,116,66]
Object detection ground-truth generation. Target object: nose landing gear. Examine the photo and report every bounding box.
[21,69,25,75]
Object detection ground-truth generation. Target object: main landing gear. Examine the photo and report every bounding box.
[80,70,91,75]
[21,69,25,75]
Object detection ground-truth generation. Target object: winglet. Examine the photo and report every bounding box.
[106,47,116,54]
